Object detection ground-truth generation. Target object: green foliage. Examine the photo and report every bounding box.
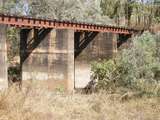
[7,28,19,61]
[55,85,65,93]
[101,0,160,27]
[1,0,159,26]
[91,60,117,92]
[153,5,160,24]
[0,0,28,15]
[92,32,160,96]
[28,0,114,25]
[0,0,114,25]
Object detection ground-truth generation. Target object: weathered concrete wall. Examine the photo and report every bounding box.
[0,25,8,89]
[20,29,118,90]
[75,32,117,60]
[20,29,74,91]
[75,32,117,88]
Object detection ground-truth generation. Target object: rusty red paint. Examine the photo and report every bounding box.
[0,14,140,34]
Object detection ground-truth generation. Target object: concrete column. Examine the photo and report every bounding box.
[66,30,75,91]
[20,29,75,91]
[0,25,8,89]
[105,33,117,58]
[48,29,74,91]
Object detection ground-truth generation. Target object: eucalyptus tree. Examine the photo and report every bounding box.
[124,0,135,26]
[0,0,4,12]
[154,0,160,23]
[100,0,130,26]
[27,0,113,25]
[0,0,27,15]
[154,0,160,4]
[0,0,16,13]
[101,0,159,27]
[0,0,26,61]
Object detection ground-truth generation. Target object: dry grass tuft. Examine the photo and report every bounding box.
[0,84,159,120]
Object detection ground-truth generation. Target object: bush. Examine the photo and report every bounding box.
[91,60,117,92]
[91,32,160,96]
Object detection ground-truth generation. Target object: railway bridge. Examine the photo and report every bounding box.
[0,14,139,91]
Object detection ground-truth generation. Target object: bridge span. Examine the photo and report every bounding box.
[0,14,138,34]
[0,14,140,91]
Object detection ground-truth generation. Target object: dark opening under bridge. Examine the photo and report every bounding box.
[0,14,140,91]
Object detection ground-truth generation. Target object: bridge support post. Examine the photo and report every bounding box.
[48,29,74,92]
[104,33,117,58]
[0,25,8,89]
[20,29,74,92]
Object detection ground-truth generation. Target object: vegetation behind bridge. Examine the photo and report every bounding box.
[0,0,160,27]
[92,32,160,97]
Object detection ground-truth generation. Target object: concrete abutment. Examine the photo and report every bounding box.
[20,29,74,91]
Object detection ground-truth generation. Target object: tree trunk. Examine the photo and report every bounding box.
[0,0,3,12]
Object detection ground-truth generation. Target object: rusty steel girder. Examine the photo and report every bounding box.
[0,14,138,34]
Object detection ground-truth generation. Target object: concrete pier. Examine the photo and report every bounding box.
[0,25,8,89]
[20,29,74,91]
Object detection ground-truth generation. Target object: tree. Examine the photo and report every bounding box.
[154,0,160,4]
[154,0,160,23]
[101,0,133,26]
[0,0,3,11]
[101,0,159,27]
[0,0,26,15]
[27,0,113,24]
[1,0,115,25]
[124,0,135,26]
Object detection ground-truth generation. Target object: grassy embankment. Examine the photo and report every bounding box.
[0,84,159,120]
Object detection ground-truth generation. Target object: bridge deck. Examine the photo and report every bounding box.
[0,14,138,34]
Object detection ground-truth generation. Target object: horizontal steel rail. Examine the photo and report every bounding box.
[0,14,139,34]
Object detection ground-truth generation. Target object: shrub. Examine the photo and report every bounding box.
[91,60,118,92]
[91,32,160,96]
